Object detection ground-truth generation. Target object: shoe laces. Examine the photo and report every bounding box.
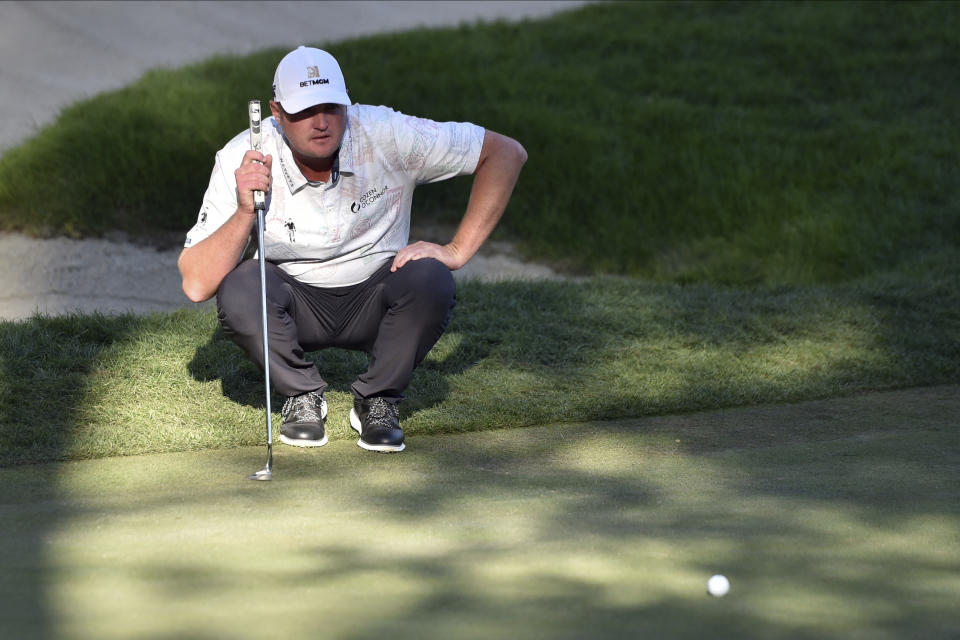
[282,390,324,424]
[365,397,399,429]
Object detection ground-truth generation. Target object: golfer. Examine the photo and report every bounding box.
[178,46,526,452]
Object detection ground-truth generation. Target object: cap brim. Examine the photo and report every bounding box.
[280,89,351,114]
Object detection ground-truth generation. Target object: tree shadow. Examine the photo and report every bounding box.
[2,390,955,638]
[0,312,148,639]
[184,294,493,421]
[250,392,959,638]
[182,264,960,436]
[1,268,958,638]
[186,325,268,409]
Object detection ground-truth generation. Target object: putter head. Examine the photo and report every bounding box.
[249,467,272,481]
[249,444,273,481]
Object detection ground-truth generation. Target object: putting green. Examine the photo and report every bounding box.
[1,386,957,639]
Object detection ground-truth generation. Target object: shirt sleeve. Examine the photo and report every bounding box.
[389,112,486,186]
[183,148,240,248]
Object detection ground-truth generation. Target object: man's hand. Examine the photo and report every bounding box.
[394,130,526,275]
[179,150,274,303]
[235,150,273,215]
[391,241,465,272]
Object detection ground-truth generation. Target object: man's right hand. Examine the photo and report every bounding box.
[235,150,273,215]
[179,150,274,302]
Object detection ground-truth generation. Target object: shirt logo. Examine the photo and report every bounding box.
[351,186,388,213]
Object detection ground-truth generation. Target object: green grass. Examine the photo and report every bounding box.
[0,1,957,284]
[0,0,956,468]
[1,388,958,639]
[2,255,957,467]
[0,5,958,637]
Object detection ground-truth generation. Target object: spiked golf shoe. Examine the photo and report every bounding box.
[350,396,405,452]
[280,389,328,447]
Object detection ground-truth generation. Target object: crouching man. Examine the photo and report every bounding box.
[178,47,526,452]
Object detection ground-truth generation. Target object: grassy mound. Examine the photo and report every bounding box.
[0,2,956,284]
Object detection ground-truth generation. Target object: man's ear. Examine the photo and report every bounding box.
[269,100,283,121]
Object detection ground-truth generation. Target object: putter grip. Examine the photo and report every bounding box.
[248,100,266,211]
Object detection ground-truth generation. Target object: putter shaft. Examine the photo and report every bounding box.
[248,99,273,481]
[250,207,273,481]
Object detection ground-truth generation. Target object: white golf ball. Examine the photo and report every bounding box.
[707,574,730,597]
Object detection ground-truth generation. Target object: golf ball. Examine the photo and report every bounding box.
[707,574,730,597]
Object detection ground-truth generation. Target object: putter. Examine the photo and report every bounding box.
[247,99,273,481]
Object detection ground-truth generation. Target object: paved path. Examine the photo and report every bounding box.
[0,1,581,320]
[0,0,585,152]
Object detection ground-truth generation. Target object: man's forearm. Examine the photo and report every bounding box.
[447,131,528,267]
[178,208,256,302]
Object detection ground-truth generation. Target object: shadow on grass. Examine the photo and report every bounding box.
[185,322,489,420]
[182,267,960,441]
[1,271,957,460]
[1,387,956,638]
[0,313,147,639]
[0,272,957,638]
[210,391,960,637]
[183,252,488,418]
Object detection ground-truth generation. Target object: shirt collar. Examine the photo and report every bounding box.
[276,113,355,195]
[337,114,356,176]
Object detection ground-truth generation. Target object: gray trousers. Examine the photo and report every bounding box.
[216,258,456,402]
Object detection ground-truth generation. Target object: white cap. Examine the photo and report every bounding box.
[272,46,350,113]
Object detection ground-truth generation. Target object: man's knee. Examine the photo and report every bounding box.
[392,258,455,314]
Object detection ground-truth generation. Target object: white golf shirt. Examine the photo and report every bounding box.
[185,104,485,287]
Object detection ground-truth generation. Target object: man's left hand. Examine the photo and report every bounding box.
[391,241,464,272]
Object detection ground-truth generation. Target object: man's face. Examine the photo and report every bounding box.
[270,100,347,162]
